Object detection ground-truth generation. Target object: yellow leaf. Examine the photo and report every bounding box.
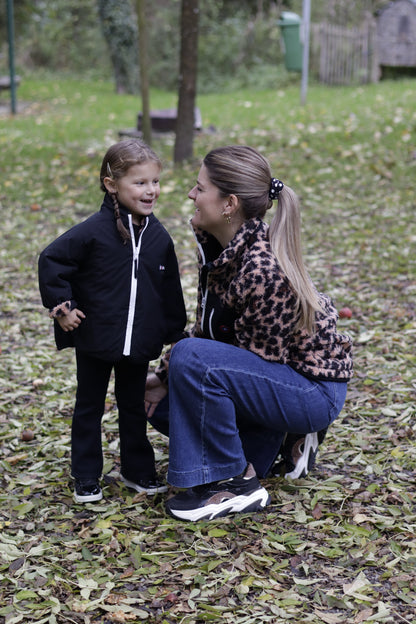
[293,577,321,586]
[353,513,374,524]
[96,519,113,529]
[343,572,370,595]
[314,609,345,623]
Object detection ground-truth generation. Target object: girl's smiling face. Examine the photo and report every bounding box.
[104,161,161,225]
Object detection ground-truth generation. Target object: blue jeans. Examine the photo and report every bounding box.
[159,338,347,488]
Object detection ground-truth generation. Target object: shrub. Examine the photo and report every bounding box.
[2,0,289,92]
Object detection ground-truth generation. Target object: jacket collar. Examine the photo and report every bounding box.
[101,192,156,227]
[192,217,268,268]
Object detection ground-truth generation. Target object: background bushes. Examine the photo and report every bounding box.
[0,0,288,92]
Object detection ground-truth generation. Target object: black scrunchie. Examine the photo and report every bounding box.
[269,177,284,200]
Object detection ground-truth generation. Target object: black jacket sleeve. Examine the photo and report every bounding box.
[162,241,187,344]
[38,223,91,311]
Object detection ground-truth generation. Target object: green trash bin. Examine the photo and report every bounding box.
[278,11,303,72]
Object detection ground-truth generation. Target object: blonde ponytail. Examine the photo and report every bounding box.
[268,186,323,334]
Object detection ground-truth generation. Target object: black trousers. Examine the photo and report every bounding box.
[71,350,155,482]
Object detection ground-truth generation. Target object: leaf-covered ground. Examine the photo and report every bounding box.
[0,77,415,624]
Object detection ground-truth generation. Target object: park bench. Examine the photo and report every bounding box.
[0,74,21,93]
[137,107,202,132]
[119,107,202,139]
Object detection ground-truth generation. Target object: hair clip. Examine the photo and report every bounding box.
[269,177,284,200]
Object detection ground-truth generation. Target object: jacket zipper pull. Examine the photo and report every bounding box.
[134,258,139,278]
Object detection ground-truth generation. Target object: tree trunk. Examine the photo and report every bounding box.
[136,0,151,144]
[174,0,199,164]
[97,0,140,94]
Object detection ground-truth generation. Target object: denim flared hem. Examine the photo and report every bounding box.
[168,458,248,489]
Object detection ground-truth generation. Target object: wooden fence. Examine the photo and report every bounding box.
[309,20,380,85]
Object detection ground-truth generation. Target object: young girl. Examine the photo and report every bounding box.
[38,139,187,503]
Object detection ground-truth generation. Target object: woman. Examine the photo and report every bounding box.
[145,145,353,521]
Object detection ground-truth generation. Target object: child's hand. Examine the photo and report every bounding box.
[56,308,85,332]
[145,373,168,418]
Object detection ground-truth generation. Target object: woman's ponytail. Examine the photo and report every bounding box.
[268,186,323,334]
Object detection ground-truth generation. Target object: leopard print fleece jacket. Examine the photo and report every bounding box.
[157,217,353,383]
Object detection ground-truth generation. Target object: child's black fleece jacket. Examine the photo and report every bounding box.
[38,192,187,363]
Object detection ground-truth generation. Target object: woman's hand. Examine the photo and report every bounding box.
[56,308,85,332]
[145,372,168,418]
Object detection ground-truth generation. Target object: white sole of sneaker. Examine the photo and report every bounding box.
[120,474,168,495]
[167,487,271,521]
[285,431,319,480]
[73,490,103,504]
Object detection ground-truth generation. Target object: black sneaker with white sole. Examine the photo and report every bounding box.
[271,429,328,480]
[120,474,168,495]
[284,432,320,479]
[74,479,103,503]
[165,463,271,522]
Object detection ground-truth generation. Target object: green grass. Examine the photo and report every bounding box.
[0,75,415,624]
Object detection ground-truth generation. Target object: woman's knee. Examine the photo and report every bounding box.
[170,338,219,387]
[170,338,203,373]
[170,338,190,364]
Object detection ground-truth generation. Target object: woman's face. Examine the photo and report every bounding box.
[188,164,227,235]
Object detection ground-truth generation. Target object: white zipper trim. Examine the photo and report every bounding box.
[123,215,149,356]
[201,291,207,331]
[208,308,215,340]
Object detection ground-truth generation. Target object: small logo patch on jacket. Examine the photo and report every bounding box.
[159,265,165,271]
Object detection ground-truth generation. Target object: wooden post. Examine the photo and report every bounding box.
[136,0,152,145]
[6,0,17,115]
[174,0,199,163]
[300,0,311,105]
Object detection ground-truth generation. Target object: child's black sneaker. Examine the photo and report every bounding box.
[165,463,271,521]
[120,474,168,495]
[271,429,327,480]
[74,479,103,503]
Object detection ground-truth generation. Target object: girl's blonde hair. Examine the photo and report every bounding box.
[99,139,162,243]
[203,145,322,334]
